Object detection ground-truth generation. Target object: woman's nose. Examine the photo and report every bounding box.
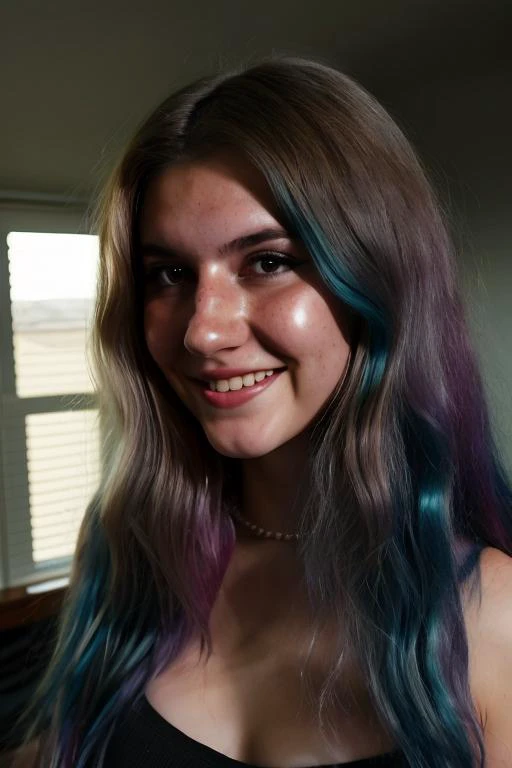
[183,272,250,357]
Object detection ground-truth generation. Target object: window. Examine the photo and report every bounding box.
[0,206,100,588]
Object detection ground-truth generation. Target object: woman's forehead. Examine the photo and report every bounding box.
[139,154,287,254]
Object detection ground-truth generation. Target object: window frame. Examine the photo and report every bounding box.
[0,203,97,589]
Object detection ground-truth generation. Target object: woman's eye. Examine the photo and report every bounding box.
[248,253,297,277]
[143,253,303,289]
[144,264,192,287]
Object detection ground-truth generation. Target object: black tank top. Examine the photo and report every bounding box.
[105,696,407,767]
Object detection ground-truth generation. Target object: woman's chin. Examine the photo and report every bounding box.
[203,430,277,460]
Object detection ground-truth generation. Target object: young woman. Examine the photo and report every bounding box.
[26,58,512,767]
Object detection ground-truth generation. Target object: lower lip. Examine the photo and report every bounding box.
[197,371,284,409]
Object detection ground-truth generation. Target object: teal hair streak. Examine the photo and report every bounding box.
[376,417,479,766]
[35,500,170,767]
[266,177,481,766]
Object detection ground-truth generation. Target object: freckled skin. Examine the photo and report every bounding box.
[141,154,351,459]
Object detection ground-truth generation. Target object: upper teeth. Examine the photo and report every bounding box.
[209,370,275,392]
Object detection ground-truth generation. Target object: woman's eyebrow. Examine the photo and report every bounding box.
[140,227,292,261]
[140,243,179,261]
[218,227,292,255]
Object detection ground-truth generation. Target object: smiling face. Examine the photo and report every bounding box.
[140,153,352,459]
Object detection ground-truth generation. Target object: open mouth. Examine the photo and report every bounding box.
[193,367,287,408]
[203,366,287,393]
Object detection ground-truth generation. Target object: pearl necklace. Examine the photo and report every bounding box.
[230,509,300,542]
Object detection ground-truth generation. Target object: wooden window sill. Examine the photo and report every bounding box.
[0,580,68,631]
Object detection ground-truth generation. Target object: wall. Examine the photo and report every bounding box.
[381,67,512,471]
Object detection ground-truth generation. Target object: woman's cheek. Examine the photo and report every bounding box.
[257,286,341,356]
[144,302,178,371]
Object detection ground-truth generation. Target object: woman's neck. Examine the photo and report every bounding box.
[240,433,311,534]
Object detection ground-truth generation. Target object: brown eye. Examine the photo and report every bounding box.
[257,257,285,273]
[159,266,186,285]
[248,253,297,277]
[144,264,193,287]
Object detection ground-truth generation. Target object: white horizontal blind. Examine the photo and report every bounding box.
[26,410,100,563]
[0,220,100,587]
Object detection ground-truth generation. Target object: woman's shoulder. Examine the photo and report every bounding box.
[465,546,512,766]
[466,546,512,638]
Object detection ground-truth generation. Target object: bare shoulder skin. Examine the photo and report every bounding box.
[465,547,512,767]
[9,740,39,768]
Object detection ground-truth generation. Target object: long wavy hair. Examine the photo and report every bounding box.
[26,58,512,767]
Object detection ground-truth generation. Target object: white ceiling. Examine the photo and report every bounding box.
[1,0,510,199]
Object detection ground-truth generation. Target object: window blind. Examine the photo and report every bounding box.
[0,229,100,587]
